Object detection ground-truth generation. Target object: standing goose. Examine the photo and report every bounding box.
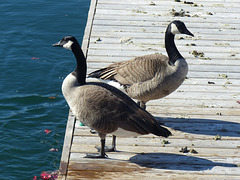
[53,36,171,158]
[88,20,194,109]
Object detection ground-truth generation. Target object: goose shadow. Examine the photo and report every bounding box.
[129,153,237,171]
[155,117,240,137]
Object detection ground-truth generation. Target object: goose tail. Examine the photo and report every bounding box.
[152,125,172,138]
[133,108,172,138]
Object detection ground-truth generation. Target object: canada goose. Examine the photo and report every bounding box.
[53,36,171,158]
[88,20,194,109]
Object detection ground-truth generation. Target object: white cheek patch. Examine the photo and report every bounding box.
[171,23,181,35]
[63,40,74,50]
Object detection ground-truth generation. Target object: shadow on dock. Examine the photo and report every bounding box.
[129,153,238,171]
[156,117,240,137]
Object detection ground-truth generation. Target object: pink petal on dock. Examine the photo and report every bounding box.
[40,172,52,180]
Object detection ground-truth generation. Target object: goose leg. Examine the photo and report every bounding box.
[95,135,116,152]
[84,134,108,158]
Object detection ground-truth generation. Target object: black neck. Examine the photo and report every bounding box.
[72,43,86,85]
[165,26,183,65]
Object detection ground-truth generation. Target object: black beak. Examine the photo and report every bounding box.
[52,40,62,47]
[185,29,194,37]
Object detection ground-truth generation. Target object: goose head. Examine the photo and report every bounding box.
[52,35,79,51]
[53,35,86,85]
[169,20,194,37]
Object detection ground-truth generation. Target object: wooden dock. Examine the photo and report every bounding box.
[58,0,240,179]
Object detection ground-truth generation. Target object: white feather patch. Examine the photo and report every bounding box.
[92,79,125,91]
[63,40,74,50]
[112,128,140,137]
[170,23,181,35]
[107,80,125,90]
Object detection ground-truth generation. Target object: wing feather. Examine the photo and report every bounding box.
[88,53,168,85]
[79,82,171,138]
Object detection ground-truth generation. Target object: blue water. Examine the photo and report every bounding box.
[0,1,90,179]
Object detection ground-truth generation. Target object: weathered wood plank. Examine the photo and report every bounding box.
[89,36,240,50]
[94,3,240,13]
[71,143,240,157]
[86,50,239,62]
[93,16,240,27]
[69,153,240,175]
[91,24,240,35]
[98,0,240,5]
[87,58,240,68]
[82,0,97,57]
[72,136,240,149]
[73,127,240,140]
[58,111,76,179]
[66,172,240,180]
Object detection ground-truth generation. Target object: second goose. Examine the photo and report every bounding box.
[88,20,194,109]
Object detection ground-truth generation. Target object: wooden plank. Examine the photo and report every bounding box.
[94,10,240,19]
[81,0,98,57]
[91,24,240,35]
[71,144,240,157]
[72,136,240,149]
[86,58,240,67]
[69,153,240,175]
[58,111,76,179]
[93,16,240,26]
[98,0,240,5]
[94,3,240,13]
[74,125,240,141]
[86,49,239,59]
[66,173,240,180]
[89,37,240,50]
[73,127,240,140]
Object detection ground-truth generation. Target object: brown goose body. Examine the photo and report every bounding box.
[62,77,170,138]
[89,53,188,104]
[53,36,171,158]
[89,20,194,109]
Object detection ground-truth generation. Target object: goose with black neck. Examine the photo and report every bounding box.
[53,36,171,158]
[88,20,194,109]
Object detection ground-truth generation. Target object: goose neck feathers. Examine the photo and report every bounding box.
[72,46,87,85]
[165,31,182,65]
[165,21,194,65]
[69,38,86,85]
[53,35,86,85]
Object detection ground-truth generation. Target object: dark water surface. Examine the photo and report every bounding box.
[0,1,90,179]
